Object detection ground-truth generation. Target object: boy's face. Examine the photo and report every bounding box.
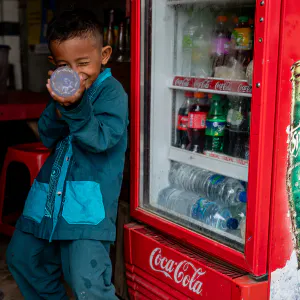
[49,36,111,89]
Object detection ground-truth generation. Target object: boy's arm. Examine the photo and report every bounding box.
[57,83,128,153]
[38,99,69,148]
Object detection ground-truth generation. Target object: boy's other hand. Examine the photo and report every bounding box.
[46,70,86,107]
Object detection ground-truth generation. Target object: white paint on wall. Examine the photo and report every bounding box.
[270,250,300,300]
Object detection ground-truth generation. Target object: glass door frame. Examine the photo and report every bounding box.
[130,0,282,276]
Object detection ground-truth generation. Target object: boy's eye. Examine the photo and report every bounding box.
[78,62,89,66]
[58,63,68,67]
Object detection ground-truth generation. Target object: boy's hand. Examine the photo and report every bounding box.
[46,70,86,107]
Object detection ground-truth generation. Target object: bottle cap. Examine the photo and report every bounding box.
[239,16,249,23]
[226,218,239,230]
[194,92,205,98]
[208,93,213,99]
[185,91,194,98]
[239,191,247,203]
[217,16,227,23]
[50,66,80,98]
[212,94,221,101]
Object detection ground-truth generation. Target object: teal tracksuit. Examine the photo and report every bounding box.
[6,69,128,299]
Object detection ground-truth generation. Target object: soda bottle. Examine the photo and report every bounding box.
[212,16,230,75]
[204,94,226,152]
[231,16,253,70]
[176,91,195,149]
[227,97,248,158]
[187,92,209,153]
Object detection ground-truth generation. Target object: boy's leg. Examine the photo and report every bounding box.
[61,240,117,300]
[6,229,68,300]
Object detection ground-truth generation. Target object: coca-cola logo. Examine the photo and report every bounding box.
[215,81,232,91]
[194,79,212,89]
[237,83,252,94]
[149,247,206,295]
[174,77,192,87]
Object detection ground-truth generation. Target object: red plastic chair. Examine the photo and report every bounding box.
[0,142,50,236]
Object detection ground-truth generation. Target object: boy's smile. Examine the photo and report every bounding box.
[49,37,111,90]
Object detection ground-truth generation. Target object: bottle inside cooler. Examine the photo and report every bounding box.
[176,91,195,149]
[223,96,249,158]
[187,92,209,153]
[204,94,226,153]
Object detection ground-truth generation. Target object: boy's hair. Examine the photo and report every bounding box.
[47,8,103,47]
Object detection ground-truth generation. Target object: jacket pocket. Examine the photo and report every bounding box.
[23,180,48,223]
[62,181,105,225]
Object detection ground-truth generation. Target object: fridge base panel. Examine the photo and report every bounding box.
[124,223,268,300]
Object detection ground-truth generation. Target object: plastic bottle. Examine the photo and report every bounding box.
[231,16,253,70]
[212,16,230,75]
[176,91,195,149]
[225,97,248,158]
[191,198,233,230]
[191,21,212,77]
[226,202,247,230]
[168,162,247,206]
[187,92,209,153]
[158,186,201,216]
[181,10,200,76]
[204,94,226,153]
[240,218,246,240]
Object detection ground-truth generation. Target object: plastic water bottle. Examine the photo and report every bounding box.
[226,202,247,230]
[240,218,246,240]
[169,162,247,206]
[158,187,200,216]
[191,198,234,230]
[181,10,200,76]
[191,21,212,77]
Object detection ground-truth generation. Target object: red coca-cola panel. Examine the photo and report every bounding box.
[172,76,252,95]
[124,223,248,299]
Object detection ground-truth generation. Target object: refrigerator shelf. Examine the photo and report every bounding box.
[169,76,252,98]
[152,203,245,245]
[169,146,248,182]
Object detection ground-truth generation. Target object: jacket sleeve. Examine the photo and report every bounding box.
[38,99,70,148]
[57,81,128,153]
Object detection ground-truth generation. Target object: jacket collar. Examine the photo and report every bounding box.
[87,68,112,101]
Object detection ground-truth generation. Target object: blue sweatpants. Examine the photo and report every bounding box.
[6,229,117,300]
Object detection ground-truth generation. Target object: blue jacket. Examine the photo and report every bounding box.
[16,69,128,241]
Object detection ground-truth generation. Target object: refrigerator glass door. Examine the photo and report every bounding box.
[139,0,256,252]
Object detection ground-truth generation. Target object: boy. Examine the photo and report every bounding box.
[6,8,128,300]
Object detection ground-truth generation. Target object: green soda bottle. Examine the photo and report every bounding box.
[204,94,226,152]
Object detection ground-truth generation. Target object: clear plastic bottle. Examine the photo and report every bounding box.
[226,202,247,230]
[169,162,247,206]
[191,21,212,77]
[212,16,230,75]
[157,186,200,216]
[191,198,233,231]
[240,217,246,240]
[181,10,200,76]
